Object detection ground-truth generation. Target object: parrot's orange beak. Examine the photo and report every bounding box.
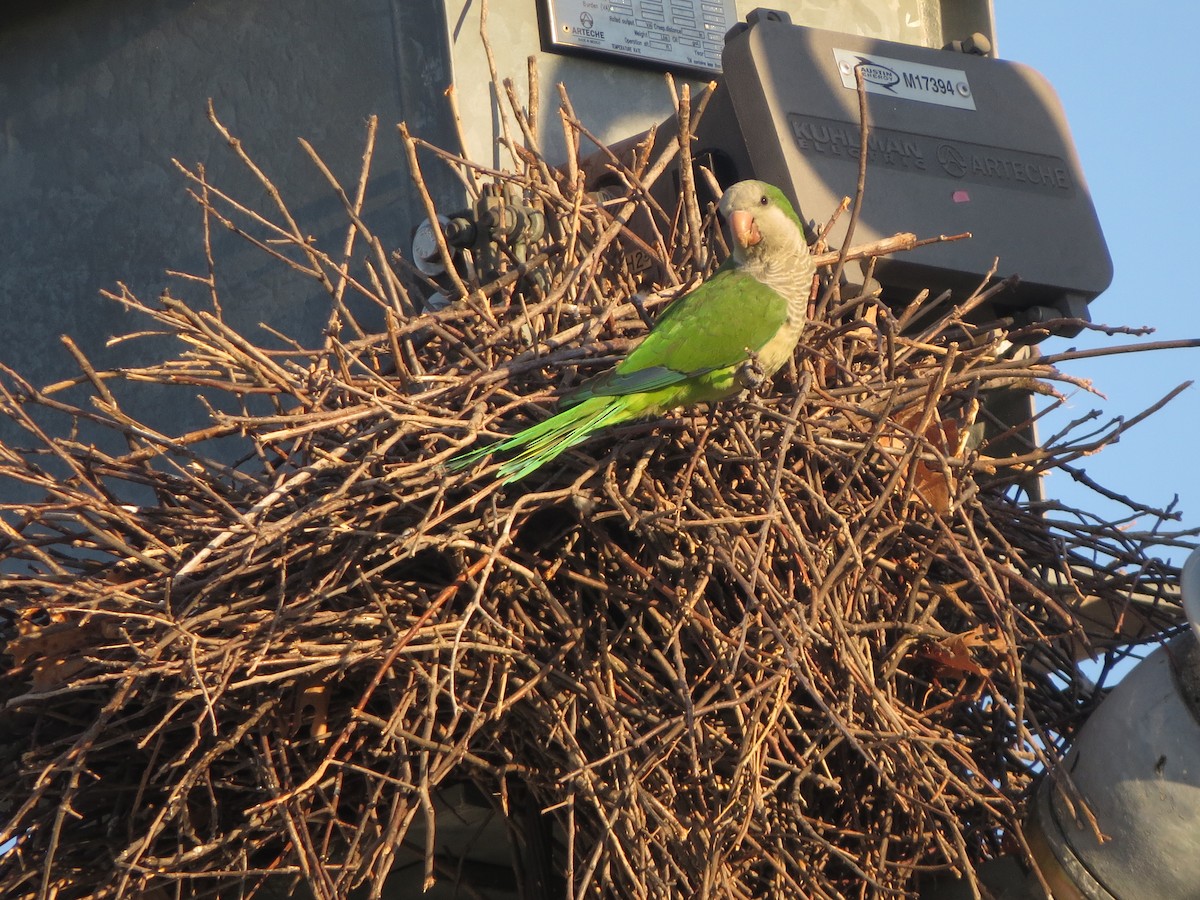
[729,210,762,249]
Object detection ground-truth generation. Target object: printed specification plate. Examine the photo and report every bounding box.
[832,47,975,110]
[542,0,736,73]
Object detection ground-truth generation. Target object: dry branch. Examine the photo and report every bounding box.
[0,73,1195,900]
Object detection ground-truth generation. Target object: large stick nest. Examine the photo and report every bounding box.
[0,75,1194,899]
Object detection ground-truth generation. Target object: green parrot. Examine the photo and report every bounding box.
[450,180,814,483]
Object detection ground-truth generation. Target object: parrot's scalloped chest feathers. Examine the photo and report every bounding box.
[753,314,806,379]
[721,183,813,378]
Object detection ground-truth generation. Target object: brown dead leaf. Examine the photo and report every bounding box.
[917,625,1008,681]
[7,606,116,692]
[289,681,332,741]
[882,406,974,514]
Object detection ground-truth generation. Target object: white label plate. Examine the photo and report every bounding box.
[832,47,976,110]
[544,0,736,73]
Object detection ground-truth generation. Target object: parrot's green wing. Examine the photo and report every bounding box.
[564,264,787,403]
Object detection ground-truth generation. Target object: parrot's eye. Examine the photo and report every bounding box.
[759,195,769,206]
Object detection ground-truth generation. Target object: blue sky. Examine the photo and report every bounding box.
[996,4,1200,567]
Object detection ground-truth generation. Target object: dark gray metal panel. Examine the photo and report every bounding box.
[0,0,457,438]
[712,16,1111,317]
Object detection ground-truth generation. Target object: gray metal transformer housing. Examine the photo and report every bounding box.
[691,11,1112,330]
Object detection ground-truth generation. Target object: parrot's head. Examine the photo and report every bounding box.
[718,180,807,267]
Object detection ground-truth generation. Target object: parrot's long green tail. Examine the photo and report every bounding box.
[449,395,638,484]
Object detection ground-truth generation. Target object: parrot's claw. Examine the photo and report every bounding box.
[735,352,766,391]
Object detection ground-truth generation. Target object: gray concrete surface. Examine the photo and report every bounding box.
[0,0,459,443]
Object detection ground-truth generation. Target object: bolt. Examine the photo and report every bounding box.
[963,33,991,55]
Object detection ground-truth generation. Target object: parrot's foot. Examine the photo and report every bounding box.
[735,353,766,391]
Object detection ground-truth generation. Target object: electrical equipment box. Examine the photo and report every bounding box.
[689,10,1112,332]
[539,0,738,75]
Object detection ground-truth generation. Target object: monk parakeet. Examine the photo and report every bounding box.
[451,180,813,483]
